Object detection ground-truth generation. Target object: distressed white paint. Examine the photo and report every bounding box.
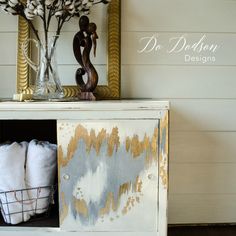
[0,231,161,236]
[0,101,167,235]
[0,100,169,110]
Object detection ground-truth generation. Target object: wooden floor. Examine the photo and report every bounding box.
[168,225,236,236]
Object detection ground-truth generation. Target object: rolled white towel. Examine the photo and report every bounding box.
[25,140,57,214]
[0,142,32,224]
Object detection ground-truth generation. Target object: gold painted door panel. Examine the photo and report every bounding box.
[57,120,159,232]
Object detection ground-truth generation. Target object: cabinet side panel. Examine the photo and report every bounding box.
[57,120,159,232]
[158,111,169,236]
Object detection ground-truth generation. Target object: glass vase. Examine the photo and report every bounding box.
[22,37,64,100]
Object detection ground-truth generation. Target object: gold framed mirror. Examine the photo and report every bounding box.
[17,0,120,99]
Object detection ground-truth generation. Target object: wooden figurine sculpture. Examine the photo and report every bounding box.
[73,15,99,100]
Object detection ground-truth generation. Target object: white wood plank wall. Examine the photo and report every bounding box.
[1,0,236,224]
[121,0,236,224]
[0,15,17,97]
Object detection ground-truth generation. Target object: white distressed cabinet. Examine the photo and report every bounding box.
[0,100,169,236]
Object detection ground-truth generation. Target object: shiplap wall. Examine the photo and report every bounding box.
[121,0,236,225]
[1,0,236,224]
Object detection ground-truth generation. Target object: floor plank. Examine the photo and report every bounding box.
[168,225,236,236]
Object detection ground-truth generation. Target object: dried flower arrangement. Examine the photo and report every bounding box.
[0,0,110,45]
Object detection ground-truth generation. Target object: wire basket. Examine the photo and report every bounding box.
[0,185,56,225]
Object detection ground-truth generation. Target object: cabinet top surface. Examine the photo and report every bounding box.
[0,100,169,111]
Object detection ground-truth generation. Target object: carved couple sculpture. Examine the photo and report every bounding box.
[73,16,99,100]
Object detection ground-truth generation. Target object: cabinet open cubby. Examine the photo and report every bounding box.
[0,120,59,227]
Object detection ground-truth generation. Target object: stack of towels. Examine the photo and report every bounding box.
[0,140,57,225]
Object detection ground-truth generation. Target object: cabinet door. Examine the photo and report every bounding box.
[57,120,159,232]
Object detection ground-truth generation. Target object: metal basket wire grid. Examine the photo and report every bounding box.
[0,185,55,225]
